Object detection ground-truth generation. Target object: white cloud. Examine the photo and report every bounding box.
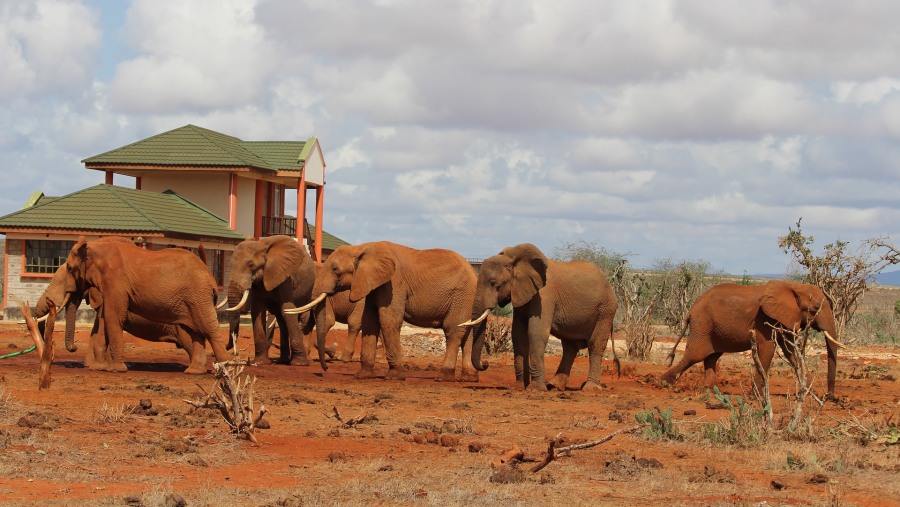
[107,0,278,112]
[0,0,100,100]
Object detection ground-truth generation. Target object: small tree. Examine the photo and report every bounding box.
[778,219,899,340]
[653,258,721,337]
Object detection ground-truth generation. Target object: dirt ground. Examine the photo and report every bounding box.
[0,322,898,507]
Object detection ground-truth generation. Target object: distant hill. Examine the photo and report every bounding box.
[748,270,900,287]
[875,270,900,287]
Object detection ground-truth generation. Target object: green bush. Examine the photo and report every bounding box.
[635,407,681,441]
[701,388,770,446]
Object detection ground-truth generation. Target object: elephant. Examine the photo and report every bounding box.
[291,241,479,381]
[224,235,327,370]
[660,280,846,399]
[33,263,195,369]
[463,243,619,392]
[59,236,231,373]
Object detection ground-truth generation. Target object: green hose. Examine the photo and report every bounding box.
[0,345,37,359]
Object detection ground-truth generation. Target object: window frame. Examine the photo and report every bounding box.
[22,239,74,276]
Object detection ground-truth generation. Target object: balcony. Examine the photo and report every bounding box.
[261,215,297,237]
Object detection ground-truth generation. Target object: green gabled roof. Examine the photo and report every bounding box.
[0,185,245,241]
[305,224,350,252]
[82,125,311,172]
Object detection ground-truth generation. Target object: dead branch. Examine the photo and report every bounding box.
[183,359,265,444]
[530,424,644,473]
[749,330,774,428]
[21,301,54,390]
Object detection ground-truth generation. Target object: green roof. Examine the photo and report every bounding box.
[305,224,350,252]
[0,185,246,241]
[82,124,314,172]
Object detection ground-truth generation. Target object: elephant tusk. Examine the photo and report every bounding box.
[824,331,847,349]
[458,309,490,327]
[216,298,228,310]
[34,313,50,323]
[267,318,276,332]
[58,293,71,310]
[283,292,327,315]
[225,290,250,312]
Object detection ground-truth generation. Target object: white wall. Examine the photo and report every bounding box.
[141,173,230,220]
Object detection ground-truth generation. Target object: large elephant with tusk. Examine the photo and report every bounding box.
[461,243,619,391]
[224,235,328,369]
[287,241,479,381]
[31,262,200,369]
[55,236,231,373]
[661,280,846,399]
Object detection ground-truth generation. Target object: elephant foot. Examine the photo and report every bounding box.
[290,356,310,366]
[435,368,456,382]
[547,374,569,391]
[338,352,355,362]
[458,370,480,383]
[184,365,208,375]
[581,380,606,392]
[385,368,407,381]
[92,361,128,373]
[659,373,676,386]
[525,381,548,392]
[355,366,377,379]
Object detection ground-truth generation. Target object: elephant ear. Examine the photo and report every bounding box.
[350,243,396,302]
[65,236,88,292]
[85,287,103,310]
[261,236,306,292]
[504,243,549,307]
[760,281,807,331]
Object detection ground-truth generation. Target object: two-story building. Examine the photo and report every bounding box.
[0,124,348,320]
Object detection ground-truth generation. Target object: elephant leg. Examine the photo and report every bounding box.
[548,339,578,391]
[525,314,552,392]
[355,305,380,379]
[702,352,723,387]
[250,302,270,363]
[278,311,308,366]
[99,306,127,372]
[659,331,713,386]
[511,313,529,388]
[437,323,467,382]
[378,307,405,381]
[751,334,776,396]
[583,317,614,391]
[184,329,210,375]
[341,303,364,362]
[458,326,478,382]
[85,316,102,368]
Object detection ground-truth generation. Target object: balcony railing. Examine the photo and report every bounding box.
[261,215,297,237]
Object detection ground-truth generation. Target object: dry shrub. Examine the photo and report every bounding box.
[484,314,512,354]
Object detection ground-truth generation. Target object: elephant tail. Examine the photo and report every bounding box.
[666,315,691,366]
[611,331,621,378]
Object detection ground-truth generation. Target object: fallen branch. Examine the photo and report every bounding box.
[21,301,54,390]
[530,424,644,473]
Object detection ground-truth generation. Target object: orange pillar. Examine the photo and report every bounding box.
[254,180,264,238]
[135,176,142,190]
[296,175,307,244]
[315,186,324,262]
[105,171,113,185]
[228,174,238,230]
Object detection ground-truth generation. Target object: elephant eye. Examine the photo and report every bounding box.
[489,279,498,288]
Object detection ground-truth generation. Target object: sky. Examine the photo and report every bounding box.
[1,0,898,275]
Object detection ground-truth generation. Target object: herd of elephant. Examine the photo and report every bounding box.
[29,235,846,398]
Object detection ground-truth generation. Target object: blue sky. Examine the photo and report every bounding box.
[1,0,898,275]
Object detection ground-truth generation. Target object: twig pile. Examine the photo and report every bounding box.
[530,424,644,472]
[184,360,267,443]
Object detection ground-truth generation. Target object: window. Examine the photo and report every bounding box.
[24,240,74,274]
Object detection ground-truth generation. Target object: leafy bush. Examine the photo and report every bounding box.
[635,407,681,441]
[701,388,770,446]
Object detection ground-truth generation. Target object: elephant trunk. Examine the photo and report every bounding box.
[814,309,840,398]
[469,306,492,372]
[64,299,78,352]
[34,294,51,338]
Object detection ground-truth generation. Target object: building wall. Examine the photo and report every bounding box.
[141,173,258,239]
